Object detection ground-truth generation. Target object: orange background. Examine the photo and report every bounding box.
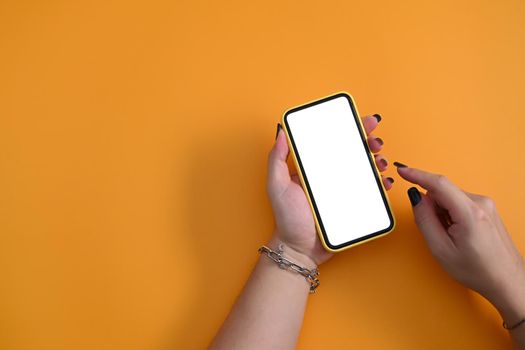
[1,0,524,349]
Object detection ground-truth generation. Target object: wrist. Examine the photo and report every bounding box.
[487,263,525,328]
[258,239,320,294]
[266,236,318,270]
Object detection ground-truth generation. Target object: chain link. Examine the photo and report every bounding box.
[503,318,525,330]
[258,244,320,294]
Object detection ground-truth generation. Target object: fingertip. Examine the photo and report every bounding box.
[275,123,283,140]
[396,166,410,176]
[268,126,292,189]
[362,115,379,135]
[271,124,289,161]
[394,161,411,178]
[393,161,408,169]
[374,154,388,172]
[367,135,383,153]
[382,175,394,190]
[407,186,422,206]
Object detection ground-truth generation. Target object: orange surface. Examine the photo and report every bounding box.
[1,1,524,349]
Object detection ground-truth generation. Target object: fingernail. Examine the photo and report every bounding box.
[386,177,394,184]
[373,113,382,123]
[275,123,282,140]
[407,187,421,206]
[379,158,388,168]
[375,137,384,146]
[393,161,407,168]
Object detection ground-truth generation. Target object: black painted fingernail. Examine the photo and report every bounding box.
[407,187,421,206]
[386,177,394,184]
[275,123,282,140]
[393,161,407,168]
[379,158,388,168]
[375,137,384,146]
[373,113,382,123]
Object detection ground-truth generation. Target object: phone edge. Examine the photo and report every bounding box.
[281,91,396,253]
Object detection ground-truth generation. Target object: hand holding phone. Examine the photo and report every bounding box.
[267,93,394,264]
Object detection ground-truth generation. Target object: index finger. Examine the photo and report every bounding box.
[396,165,473,224]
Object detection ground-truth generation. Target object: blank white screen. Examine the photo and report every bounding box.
[286,95,391,247]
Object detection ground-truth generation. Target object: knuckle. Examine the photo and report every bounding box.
[435,174,448,187]
[478,196,496,212]
[471,204,490,221]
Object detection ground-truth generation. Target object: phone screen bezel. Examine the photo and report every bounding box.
[283,92,394,250]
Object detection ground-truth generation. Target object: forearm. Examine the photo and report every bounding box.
[210,237,316,350]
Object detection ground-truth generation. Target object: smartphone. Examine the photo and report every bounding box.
[282,92,395,252]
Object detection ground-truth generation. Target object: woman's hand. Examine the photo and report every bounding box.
[266,115,393,267]
[395,164,525,331]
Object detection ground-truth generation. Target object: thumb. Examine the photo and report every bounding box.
[407,187,456,256]
[267,123,291,194]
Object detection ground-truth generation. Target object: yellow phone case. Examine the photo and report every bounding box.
[281,91,396,253]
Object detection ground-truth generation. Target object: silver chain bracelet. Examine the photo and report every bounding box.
[503,318,525,330]
[258,244,320,294]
